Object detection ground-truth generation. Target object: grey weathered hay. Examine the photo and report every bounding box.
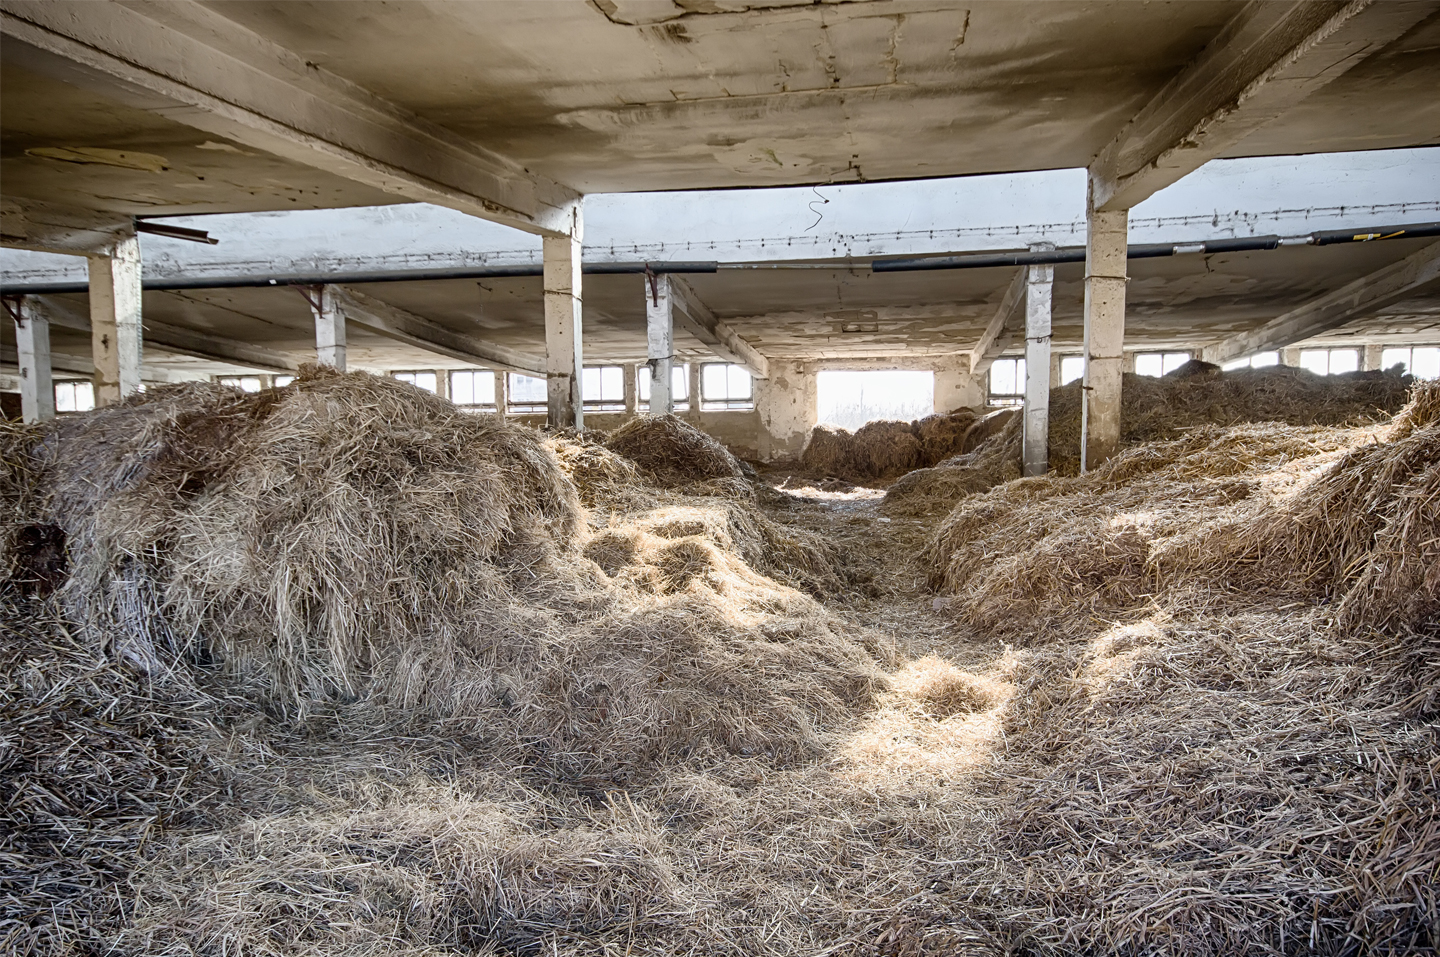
[604,413,745,487]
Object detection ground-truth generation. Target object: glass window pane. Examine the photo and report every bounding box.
[703,363,728,399]
[414,372,437,393]
[673,364,689,400]
[1412,347,1440,379]
[582,367,602,399]
[1381,348,1410,372]
[1061,356,1085,384]
[1222,358,1249,371]
[55,382,74,413]
[274,376,296,388]
[1328,349,1358,375]
[509,373,546,404]
[1135,353,1164,378]
[1299,350,1329,375]
[601,366,623,399]
[393,372,415,386]
[452,371,474,406]
[726,365,751,400]
[1251,352,1279,368]
[1163,352,1189,374]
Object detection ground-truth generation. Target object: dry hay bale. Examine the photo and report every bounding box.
[882,412,1022,515]
[1156,379,1440,636]
[914,410,978,463]
[846,419,924,478]
[27,370,583,718]
[604,414,745,487]
[547,432,655,511]
[923,421,1361,637]
[1046,364,1410,476]
[799,423,852,476]
[801,412,983,484]
[960,407,1019,453]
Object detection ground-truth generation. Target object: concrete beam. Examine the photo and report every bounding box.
[87,231,142,406]
[1,197,133,256]
[0,345,90,378]
[668,277,769,380]
[26,294,300,374]
[1090,1,1436,212]
[1203,240,1440,364]
[968,268,1028,376]
[327,285,546,376]
[0,0,581,236]
[11,298,55,421]
[1022,250,1055,477]
[543,222,584,428]
[645,272,675,414]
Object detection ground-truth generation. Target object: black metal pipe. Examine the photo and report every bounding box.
[871,221,1440,272]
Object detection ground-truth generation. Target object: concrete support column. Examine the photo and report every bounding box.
[1121,352,1137,374]
[934,362,983,413]
[87,231,142,406]
[1280,347,1302,367]
[623,363,638,415]
[1022,247,1055,477]
[434,369,450,401]
[309,285,346,370]
[645,272,674,415]
[495,371,509,418]
[543,209,584,429]
[1049,353,1063,389]
[689,362,703,416]
[1081,190,1128,472]
[1363,343,1384,371]
[14,298,55,422]
[754,360,817,462]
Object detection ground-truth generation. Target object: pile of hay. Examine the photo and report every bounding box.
[1046,363,1409,476]
[911,381,1440,951]
[604,414,746,487]
[884,365,1411,515]
[799,410,982,482]
[549,432,874,601]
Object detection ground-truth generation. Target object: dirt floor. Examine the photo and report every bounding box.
[2,370,1435,956]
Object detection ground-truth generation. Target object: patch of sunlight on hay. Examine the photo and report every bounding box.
[843,656,1014,784]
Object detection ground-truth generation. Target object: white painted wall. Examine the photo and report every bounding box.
[4,148,1437,286]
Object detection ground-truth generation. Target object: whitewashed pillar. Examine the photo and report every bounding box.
[1081,180,1128,472]
[87,230,142,406]
[646,272,674,415]
[544,205,584,429]
[14,298,55,422]
[1022,244,1055,477]
[309,285,346,370]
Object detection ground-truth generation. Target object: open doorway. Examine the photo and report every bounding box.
[816,370,933,429]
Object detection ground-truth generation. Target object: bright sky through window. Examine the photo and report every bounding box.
[816,370,932,429]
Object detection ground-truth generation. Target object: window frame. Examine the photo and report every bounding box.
[699,362,754,411]
[391,370,439,394]
[637,361,691,412]
[54,379,95,413]
[448,369,498,411]
[987,357,1025,407]
[506,372,548,415]
[582,365,627,412]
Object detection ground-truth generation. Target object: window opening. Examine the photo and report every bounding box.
[1222,351,1280,371]
[217,375,264,393]
[450,370,497,410]
[1299,348,1359,376]
[507,373,547,414]
[583,365,626,411]
[638,362,690,411]
[54,380,95,413]
[1381,346,1440,379]
[1059,356,1085,385]
[392,371,438,394]
[988,358,1025,406]
[816,370,932,429]
[1134,351,1191,377]
[273,375,296,388]
[701,363,753,410]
